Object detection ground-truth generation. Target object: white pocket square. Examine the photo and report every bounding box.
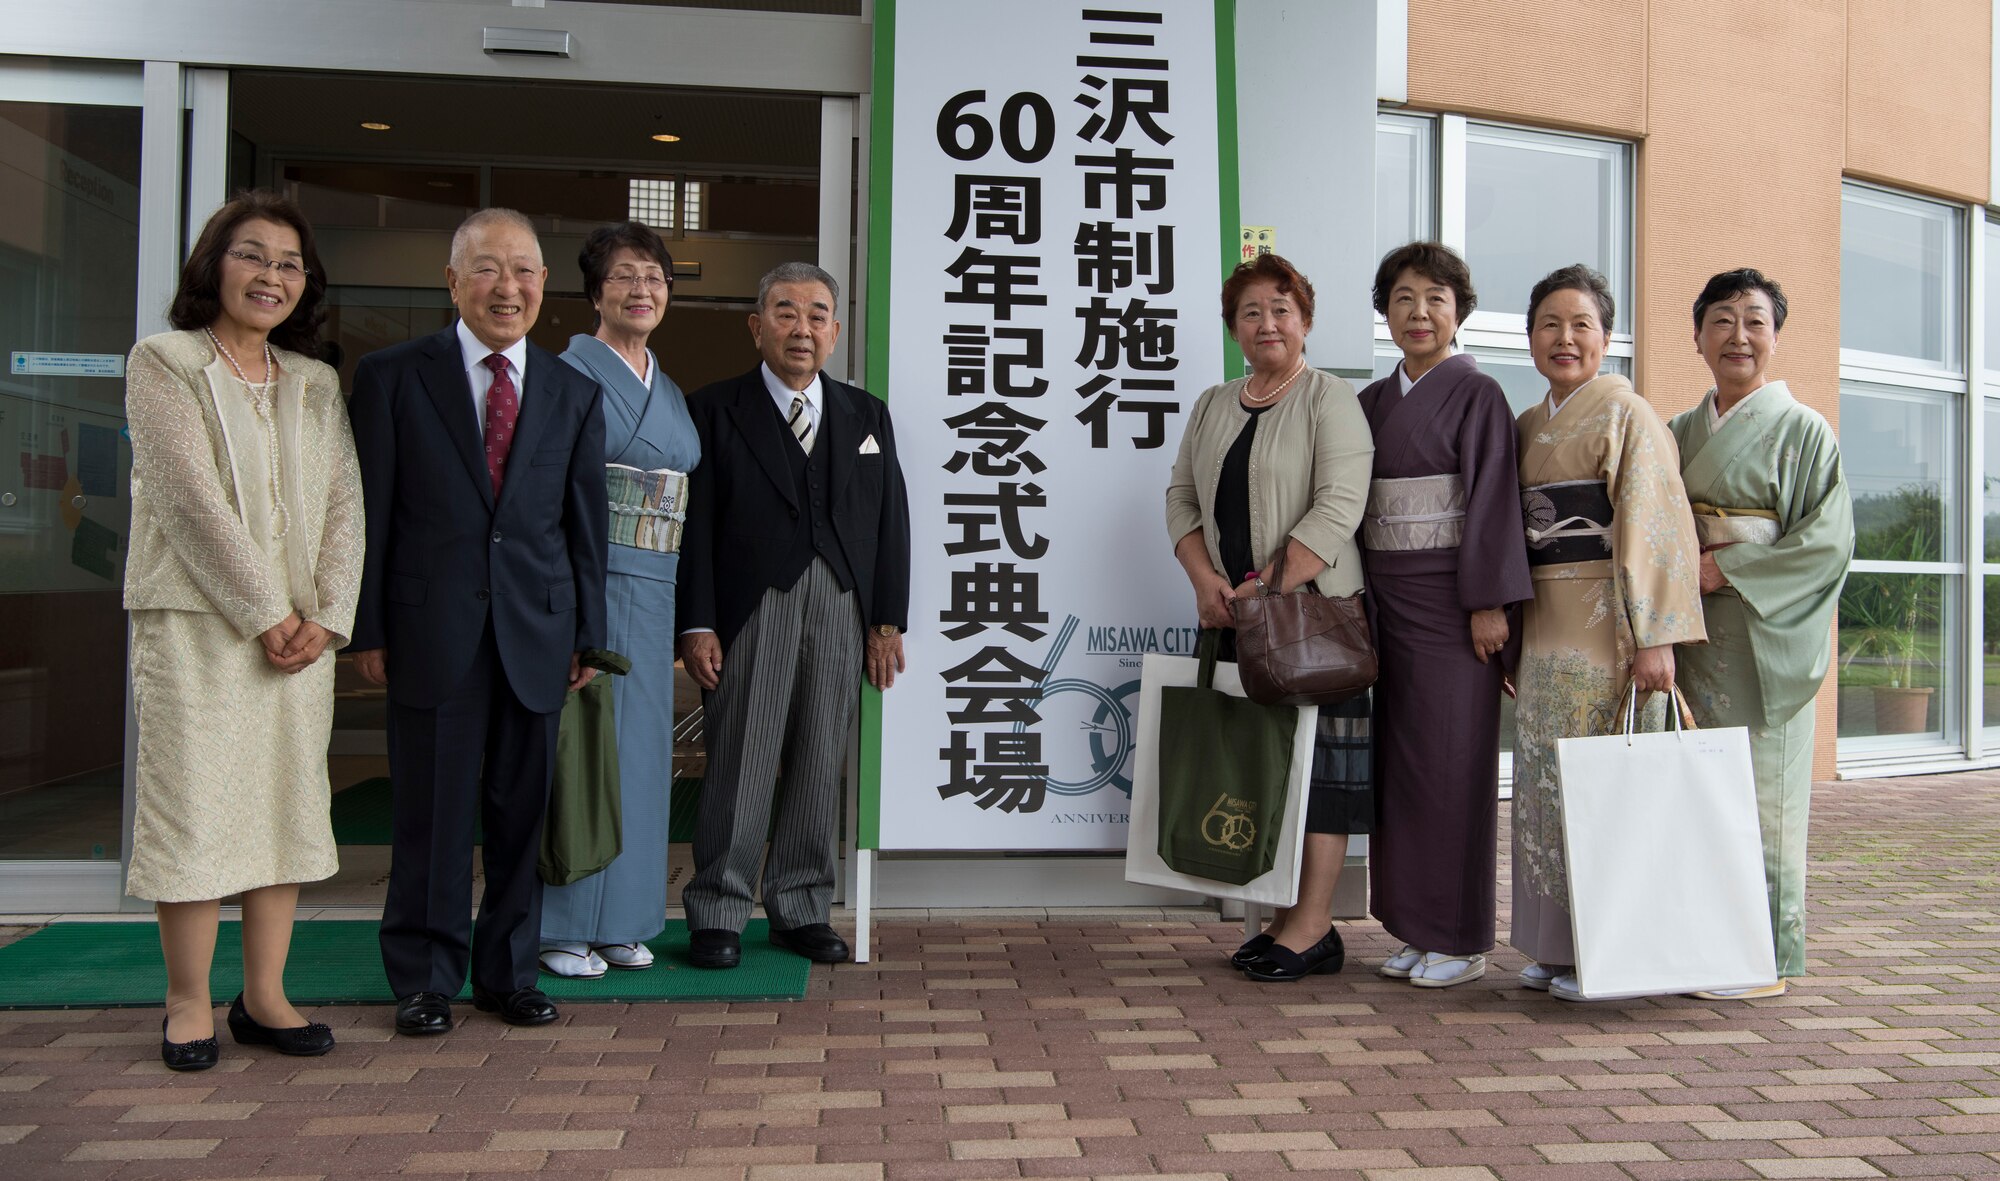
[858,434,881,455]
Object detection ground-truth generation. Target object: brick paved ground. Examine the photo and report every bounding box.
[2,773,1998,1181]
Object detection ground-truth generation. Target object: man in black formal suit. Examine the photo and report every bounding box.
[676,261,910,968]
[348,208,607,1033]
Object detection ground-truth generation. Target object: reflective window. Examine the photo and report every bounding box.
[1842,384,1955,563]
[0,96,143,859]
[1464,124,1631,322]
[1985,401,2000,562]
[1986,576,2000,731]
[1841,183,1962,367]
[1838,573,1950,740]
[1375,113,1434,257]
[1986,219,2000,371]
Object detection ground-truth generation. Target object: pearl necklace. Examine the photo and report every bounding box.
[206,327,289,539]
[1240,356,1307,406]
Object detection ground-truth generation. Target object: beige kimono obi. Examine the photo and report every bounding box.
[606,463,690,554]
[1521,479,1613,566]
[1363,474,1466,551]
[1689,501,1781,549]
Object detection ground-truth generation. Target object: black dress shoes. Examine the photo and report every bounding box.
[227,994,335,1056]
[768,923,851,964]
[688,928,742,969]
[394,992,454,1036]
[160,1016,219,1072]
[471,986,559,1026]
[1229,932,1276,968]
[1240,925,1345,982]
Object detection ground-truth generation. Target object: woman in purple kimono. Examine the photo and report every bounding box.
[1356,243,1532,988]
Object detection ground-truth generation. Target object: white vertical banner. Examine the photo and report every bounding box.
[876,0,1228,851]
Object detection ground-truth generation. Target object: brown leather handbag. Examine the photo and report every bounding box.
[1229,551,1377,706]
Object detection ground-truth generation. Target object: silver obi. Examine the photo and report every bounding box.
[1363,474,1467,551]
[1693,513,1781,548]
[606,464,690,554]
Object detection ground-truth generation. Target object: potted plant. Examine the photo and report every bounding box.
[1838,486,1942,735]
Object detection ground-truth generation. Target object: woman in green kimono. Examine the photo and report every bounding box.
[1669,268,1852,999]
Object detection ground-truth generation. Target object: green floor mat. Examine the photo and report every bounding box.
[0,919,807,1009]
[330,777,707,845]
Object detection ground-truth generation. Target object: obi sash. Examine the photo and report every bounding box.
[1522,479,1613,566]
[1363,474,1466,551]
[1690,501,1781,548]
[606,463,689,554]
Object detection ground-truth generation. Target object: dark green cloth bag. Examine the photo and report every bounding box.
[1155,630,1299,885]
[539,647,634,887]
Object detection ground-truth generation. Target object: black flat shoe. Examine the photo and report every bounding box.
[471,986,559,1026]
[227,994,334,1056]
[1241,926,1345,982]
[688,928,742,969]
[1229,933,1276,968]
[768,923,850,964]
[160,1016,219,1072]
[394,992,454,1036]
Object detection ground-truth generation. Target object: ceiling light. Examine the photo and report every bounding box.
[650,133,681,143]
[360,121,392,131]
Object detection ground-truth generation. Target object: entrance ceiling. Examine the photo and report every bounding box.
[230,71,820,171]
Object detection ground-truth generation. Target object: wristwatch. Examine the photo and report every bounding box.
[874,624,899,638]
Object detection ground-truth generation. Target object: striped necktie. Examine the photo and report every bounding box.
[786,393,816,454]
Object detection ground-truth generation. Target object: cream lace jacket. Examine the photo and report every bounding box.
[1165,367,1374,598]
[123,329,364,644]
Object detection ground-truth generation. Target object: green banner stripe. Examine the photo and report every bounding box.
[857,0,897,851]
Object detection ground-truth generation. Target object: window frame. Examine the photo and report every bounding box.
[1839,180,1967,378]
[1371,111,1636,372]
[1837,179,1976,767]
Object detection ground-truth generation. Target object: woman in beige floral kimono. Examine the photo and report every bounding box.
[1509,265,1706,1001]
[125,193,361,1068]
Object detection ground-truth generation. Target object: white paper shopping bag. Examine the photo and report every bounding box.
[1124,650,1317,906]
[1555,687,1777,1000]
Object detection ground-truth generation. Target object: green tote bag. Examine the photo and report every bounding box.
[1155,631,1298,885]
[539,647,634,886]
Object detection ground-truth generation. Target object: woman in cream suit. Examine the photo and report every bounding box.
[1164,253,1375,982]
[124,191,362,1069]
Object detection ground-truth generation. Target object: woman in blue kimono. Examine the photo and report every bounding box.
[539,221,700,976]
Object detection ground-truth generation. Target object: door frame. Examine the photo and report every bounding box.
[3,5,873,913]
[0,55,182,913]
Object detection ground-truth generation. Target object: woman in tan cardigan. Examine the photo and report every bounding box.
[1165,253,1375,981]
[124,192,361,1069]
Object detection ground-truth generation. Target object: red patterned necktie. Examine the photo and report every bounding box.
[482,353,519,494]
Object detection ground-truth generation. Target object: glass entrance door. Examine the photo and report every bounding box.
[0,62,144,868]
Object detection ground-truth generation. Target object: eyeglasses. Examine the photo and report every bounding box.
[604,272,670,291]
[226,248,309,281]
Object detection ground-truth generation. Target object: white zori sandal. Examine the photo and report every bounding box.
[593,942,655,970]
[1410,952,1486,988]
[1518,962,1565,991]
[538,942,607,979]
[1379,945,1424,979]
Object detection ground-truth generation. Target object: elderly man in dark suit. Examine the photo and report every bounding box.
[348,207,607,1033]
[677,261,911,968]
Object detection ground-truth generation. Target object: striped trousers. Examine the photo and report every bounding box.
[683,558,862,932]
